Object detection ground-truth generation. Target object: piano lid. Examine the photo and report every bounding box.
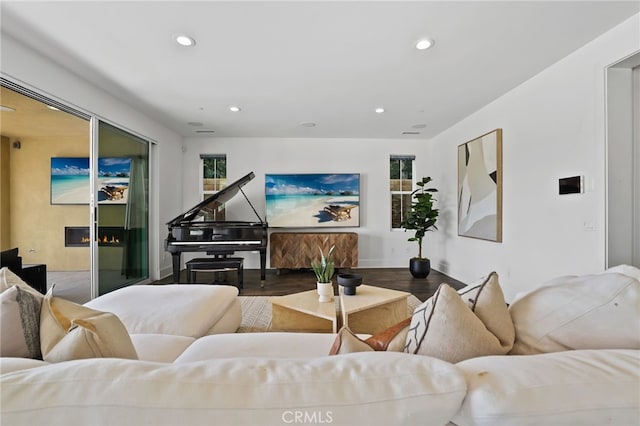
[167,171,259,226]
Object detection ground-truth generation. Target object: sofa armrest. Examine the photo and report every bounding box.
[84,284,240,338]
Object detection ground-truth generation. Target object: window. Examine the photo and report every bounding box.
[201,154,227,197]
[200,154,227,218]
[390,155,415,229]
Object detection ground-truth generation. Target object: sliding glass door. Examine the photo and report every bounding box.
[94,121,149,295]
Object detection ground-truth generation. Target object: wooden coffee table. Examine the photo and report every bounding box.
[269,289,337,333]
[339,285,410,334]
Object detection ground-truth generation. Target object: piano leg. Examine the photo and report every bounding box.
[260,249,267,288]
[171,253,182,283]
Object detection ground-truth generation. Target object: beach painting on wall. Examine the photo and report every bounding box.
[265,173,360,228]
[51,157,131,205]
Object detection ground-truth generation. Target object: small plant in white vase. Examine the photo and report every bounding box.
[311,245,335,302]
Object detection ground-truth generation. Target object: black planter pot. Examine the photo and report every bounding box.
[409,258,431,279]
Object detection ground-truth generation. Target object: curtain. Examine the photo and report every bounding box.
[122,155,147,278]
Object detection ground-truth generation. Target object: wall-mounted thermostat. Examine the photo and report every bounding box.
[559,175,583,194]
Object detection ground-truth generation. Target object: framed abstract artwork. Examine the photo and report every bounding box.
[457,129,503,242]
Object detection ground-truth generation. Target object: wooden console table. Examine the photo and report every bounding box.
[270,232,358,271]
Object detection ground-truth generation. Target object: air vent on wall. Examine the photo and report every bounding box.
[195,130,215,134]
[402,131,421,135]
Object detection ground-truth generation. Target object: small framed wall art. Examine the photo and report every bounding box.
[457,129,503,242]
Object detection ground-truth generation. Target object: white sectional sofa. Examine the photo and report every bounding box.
[1,266,639,426]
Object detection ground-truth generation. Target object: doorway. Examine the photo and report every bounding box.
[606,52,640,269]
[0,81,151,301]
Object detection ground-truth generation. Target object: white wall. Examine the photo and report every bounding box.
[181,137,425,269]
[1,33,183,281]
[425,14,640,301]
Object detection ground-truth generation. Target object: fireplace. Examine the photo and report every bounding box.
[65,226,125,247]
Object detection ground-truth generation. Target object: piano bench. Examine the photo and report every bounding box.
[186,257,244,289]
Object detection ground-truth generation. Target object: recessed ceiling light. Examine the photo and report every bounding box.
[229,106,241,112]
[412,124,427,129]
[375,107,385,114]
[175,34,196,47]
[415,38,434,50]
[300,122,316,128]
[187,121,203,127]
[0,105,15,112]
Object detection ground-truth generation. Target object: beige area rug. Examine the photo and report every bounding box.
[237,294,422,333]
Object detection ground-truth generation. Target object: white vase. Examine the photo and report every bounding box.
[317,282,334,303]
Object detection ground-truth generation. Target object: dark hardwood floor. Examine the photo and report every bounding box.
[152,267,466,302]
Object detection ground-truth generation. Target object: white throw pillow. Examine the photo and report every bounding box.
[0,285,42,358]
[453,349,640,426]
[0,268,45,359]
[509,268,640,354]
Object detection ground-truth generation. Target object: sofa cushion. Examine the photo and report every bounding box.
[1,285,42,359]
[175,332,342,361]
[40,291,138,363]
[0,357,49,374]
[1,353,467,426]
[204,298,242,335]
[452,349,640,426]
[509,267,640,354]
[405,273,514,363]
[84,284,240,337]
[605,264,640,281]
[129,334,196,363]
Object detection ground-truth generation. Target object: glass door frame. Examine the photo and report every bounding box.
[91,118,154,298]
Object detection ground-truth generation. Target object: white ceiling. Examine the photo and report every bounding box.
[2,1,639,139]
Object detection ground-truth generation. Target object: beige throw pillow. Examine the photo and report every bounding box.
[328,326,375,355]
[405,272,514,363]
[40,291,138,363]
[458,272,515,350]
[1,267,42,297]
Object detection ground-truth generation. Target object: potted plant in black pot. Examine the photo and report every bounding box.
[401,176,439,278]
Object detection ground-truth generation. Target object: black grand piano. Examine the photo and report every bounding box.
[165,171,268,285]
